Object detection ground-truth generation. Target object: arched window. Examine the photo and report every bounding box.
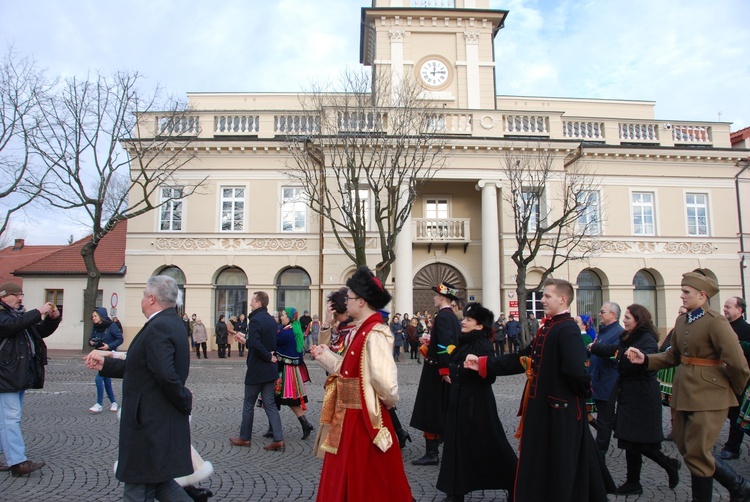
[277,267,311,313]
[412,263,466,314]
[633,270,658,325]
[216,267,248,321]
[158,266,186,315]
[576,270,602,324]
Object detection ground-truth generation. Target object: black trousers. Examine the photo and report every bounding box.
[723,393,746,454]
[594,397,616,454]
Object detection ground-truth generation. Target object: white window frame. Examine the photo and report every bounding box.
[520,188,545,232]
[631,191,656,236]
[219,186,246,232]
[685,192,710,236]
[424,196,451,238]
[344,188,372,231]
[576,190,601,235]
[280,186,308,233]
[159,186,184,232]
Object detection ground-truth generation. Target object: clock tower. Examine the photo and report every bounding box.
[360,0,508,110]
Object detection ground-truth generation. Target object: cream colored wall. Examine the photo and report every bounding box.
[21,276,126,350]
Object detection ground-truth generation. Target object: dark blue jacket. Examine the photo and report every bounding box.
[88,307,123,350]
[504,320,522,338]
[589,320,624,401]
[244,306,278,385]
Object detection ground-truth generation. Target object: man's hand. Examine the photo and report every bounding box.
[464,354,479,371]
[625,347,645,364]
[441,375,452,384]
[233,332,246,343]
[38,302,54,316]
[84,350,108,371]
[310,344,327,358]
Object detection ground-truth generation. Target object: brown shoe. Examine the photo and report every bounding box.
[0,462,10,472]
[263,441,285,452]
[229,437,252,447]
[11,460,45,477]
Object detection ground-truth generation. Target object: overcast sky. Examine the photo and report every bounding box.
[2,0,749,245]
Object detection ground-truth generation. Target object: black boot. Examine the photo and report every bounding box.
[615,450,643,495]
[691,474,714,502]
[713,455,750,501]
[298,415,314,440]
[389,408,412,448]
[644,449,681,489]
[412,438,440,466]
[184,485,213,501]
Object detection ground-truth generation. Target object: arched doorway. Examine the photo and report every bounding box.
[412,263,467,315]
[158,266,186,316]
[215,267,248,321]
[276,267,311,314]
[634,270,658,325]
[576,269,603,324]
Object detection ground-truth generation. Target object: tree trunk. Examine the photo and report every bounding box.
[515,267,531,347]
[81,240,101,351]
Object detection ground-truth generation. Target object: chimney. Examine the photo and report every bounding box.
[12,239,24,251]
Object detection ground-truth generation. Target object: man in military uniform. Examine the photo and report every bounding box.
[627,272,750,501]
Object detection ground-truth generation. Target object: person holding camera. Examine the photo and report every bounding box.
[88,307,123,413]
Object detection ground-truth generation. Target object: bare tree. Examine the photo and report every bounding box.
[285,68,450,281]
[0,49,51,238]
[501,145,600,344]
[31,71,205,348]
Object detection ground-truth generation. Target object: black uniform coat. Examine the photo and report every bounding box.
[482,313,607,502]
[410,306,460,435]
[590,325,663,445]
[244,306,279,385]
[100,308,192,484]
[436,329,517,497]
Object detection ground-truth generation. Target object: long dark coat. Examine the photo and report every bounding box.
[590,325,663,445]
[100,308,192,484]
[483,313,608,502]
[410,306,460,435]
[244,306,279,385]
[436,329,517,497]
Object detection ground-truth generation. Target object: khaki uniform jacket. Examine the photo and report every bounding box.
[647,308,750,411]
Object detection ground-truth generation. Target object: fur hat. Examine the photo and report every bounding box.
[432,282,462,301]
[0,282,22,298]
[463,302,494,331]
[682,272,719,298]
[346,266,391,310]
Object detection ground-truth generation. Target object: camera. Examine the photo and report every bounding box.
[90,337,105,349]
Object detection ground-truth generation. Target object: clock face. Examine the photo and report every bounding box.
[420,59,449,88]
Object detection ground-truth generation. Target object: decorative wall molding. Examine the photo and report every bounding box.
[592,241,713,254]
[389,28,405,41]
[155,238,307,251]
[463,31,480,44]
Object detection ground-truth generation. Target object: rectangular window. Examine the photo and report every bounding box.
[46,289,64,316]
[425,198,449,238]
[521,189,543,232]
[159,187,183,231]
[221,187,245,231]
[577,191,600,235]
[281,187,307,232]
[632,192,655,235]
[686,193,709,236]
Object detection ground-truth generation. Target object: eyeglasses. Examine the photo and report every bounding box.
[8,293,24,298]
[599,310,609,314]
[346,296,361,302]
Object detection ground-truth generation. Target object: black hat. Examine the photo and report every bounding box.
[463,302,494,331]
[432,282,462,301]
[346,266,391,310]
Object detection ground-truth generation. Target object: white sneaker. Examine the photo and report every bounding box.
[89,403,103,413]
[110,403,118,412]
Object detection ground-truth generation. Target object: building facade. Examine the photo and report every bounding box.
[120,0,749,346]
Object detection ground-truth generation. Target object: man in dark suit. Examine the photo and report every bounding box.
[229,291,284,450]
[85,275,193,501]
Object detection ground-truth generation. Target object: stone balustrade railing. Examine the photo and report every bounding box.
[412,218,470,242]
[146,109,728,148]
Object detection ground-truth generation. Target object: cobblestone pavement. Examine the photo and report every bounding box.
[0,350,744,501]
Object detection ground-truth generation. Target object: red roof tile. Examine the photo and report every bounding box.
[0,241,64,285]
[14,220,127,276]
[731,126,750,144]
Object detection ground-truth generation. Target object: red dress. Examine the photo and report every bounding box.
[316,313,412,501]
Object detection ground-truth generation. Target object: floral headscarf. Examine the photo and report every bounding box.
[284,307,305,353]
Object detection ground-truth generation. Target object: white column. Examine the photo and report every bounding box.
[476,180,502,316]
[464,31,481,109]
[389,29,405,106]
[394,185,413,317]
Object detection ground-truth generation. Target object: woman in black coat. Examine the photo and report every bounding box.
[235,313,248,357]
[589,303,680,495]
[215,315,229,358]
[436,302,517,502]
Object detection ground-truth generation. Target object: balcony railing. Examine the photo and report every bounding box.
[141,108,729,148]
[413,218,470,243]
